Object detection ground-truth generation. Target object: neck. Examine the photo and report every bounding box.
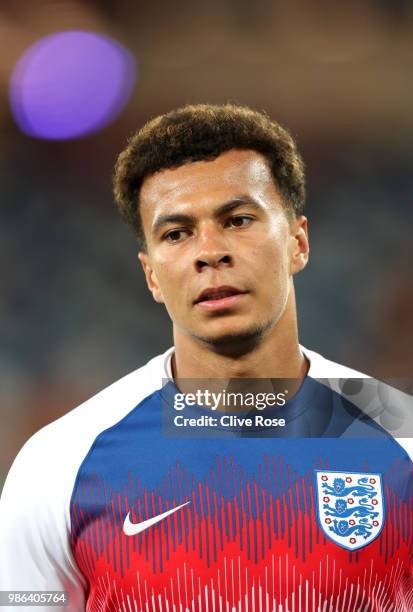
[171,290,308,381]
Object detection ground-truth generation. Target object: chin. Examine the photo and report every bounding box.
[193,320,274,358]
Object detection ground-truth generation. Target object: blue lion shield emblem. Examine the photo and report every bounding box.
[315,470,385,551]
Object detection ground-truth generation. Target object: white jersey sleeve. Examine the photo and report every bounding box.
[0,427,87,610]
[0,348,171,611]
[302,345,413,461]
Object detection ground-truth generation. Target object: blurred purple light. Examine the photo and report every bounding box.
[9,31,136,140]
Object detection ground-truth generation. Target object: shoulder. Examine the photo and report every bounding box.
[0,347,174,592]
[301,345,413,461]
[1,347,174,521]
[301,345,368,378]
[45,345,172,450]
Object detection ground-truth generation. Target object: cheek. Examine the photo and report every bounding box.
[252,236,289,280]
[153,245,190,272]
[151,256,188,305]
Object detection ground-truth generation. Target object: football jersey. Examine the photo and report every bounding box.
[0,346,412,611]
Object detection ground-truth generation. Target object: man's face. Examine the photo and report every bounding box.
[138,149,308,347]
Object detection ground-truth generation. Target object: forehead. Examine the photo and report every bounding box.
[140,149,278,215]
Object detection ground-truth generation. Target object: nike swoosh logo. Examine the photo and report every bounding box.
[123,501,190,536]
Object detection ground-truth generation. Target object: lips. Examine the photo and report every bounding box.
[195,286,245,304]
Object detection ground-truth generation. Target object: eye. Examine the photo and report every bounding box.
[163,229,191,243]
[226,215,253,228]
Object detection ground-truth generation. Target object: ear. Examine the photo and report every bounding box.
[138,251,165,303]
[289,215,309,275]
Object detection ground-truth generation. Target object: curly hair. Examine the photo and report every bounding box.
[113,103,305,248]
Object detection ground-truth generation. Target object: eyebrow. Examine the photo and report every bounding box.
[151,196,262,236]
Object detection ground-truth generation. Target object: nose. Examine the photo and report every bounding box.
[194,224,233,272]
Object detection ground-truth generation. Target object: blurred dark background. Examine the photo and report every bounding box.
[1,0,412,487]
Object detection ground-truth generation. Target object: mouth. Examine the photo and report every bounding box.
[194,286,248,311]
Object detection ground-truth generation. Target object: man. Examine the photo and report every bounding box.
[0,104,412,610]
